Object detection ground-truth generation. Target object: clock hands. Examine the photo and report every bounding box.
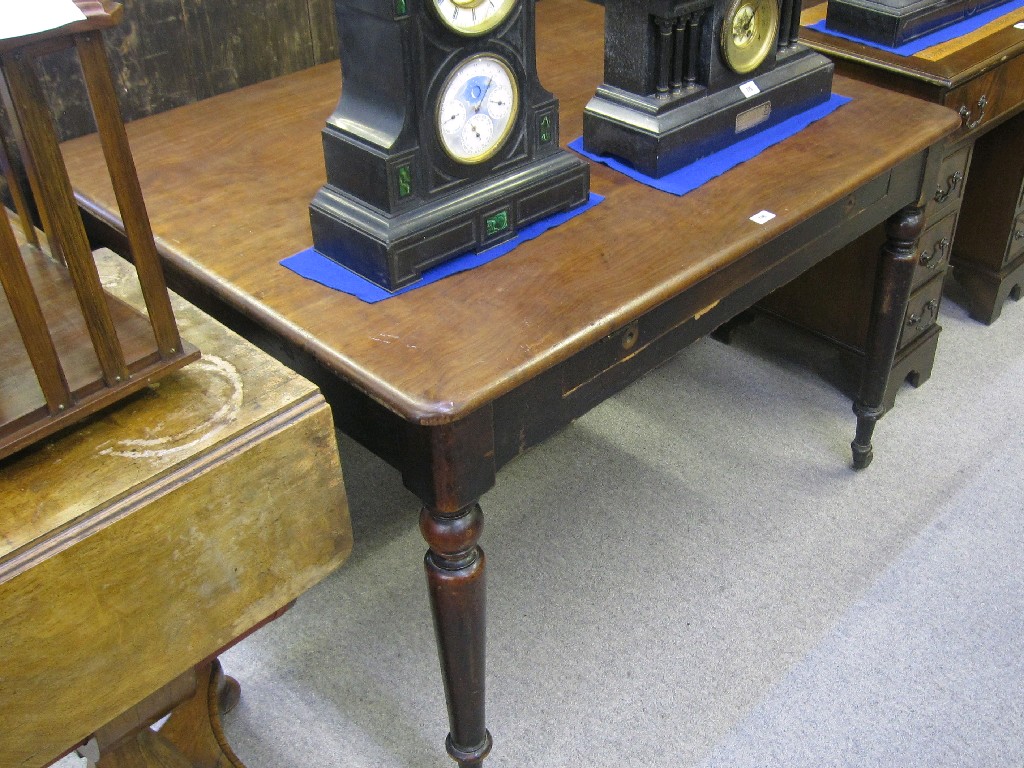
[473,76,495,113]
[733,5,758,45]
[439,56,517,162]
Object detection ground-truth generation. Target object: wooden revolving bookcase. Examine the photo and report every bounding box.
[0,0,198,461]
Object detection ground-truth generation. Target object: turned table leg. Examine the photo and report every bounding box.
[852,204,924,469]
[421,502,491,766]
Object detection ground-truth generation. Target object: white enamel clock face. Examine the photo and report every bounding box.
[434,0,517,35]
[436,54,519,164]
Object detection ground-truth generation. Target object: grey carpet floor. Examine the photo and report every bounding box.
[57,280,1024,766]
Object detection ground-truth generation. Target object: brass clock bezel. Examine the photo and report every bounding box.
[435,53,521,165]
[720,0,780,75]
[433,0,518,36]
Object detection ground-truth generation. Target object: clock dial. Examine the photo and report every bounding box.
[436,54,520,164]
[434,0,517,35]
[720,0,779,75]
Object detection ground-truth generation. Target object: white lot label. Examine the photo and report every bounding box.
[750,210,776,224]
[740,81,761,98]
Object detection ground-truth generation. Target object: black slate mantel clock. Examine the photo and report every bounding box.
[584,0,835,177]
[310,0,591,291]
[826,0,1010,47]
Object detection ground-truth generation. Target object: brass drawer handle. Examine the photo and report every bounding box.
[959,94,988,131]
[919,237,949,268]
[934,171,964,204]
[907,299,939,328]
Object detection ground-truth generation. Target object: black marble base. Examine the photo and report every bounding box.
[310,152,590,291]
[582,48,834,179]
[826,0,1012,46]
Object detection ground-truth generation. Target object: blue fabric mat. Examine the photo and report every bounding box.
[569,94,851,196]
[281,192,603,303]
[806,0,1024,55]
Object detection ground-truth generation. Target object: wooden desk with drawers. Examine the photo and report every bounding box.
[762,3,1024,401]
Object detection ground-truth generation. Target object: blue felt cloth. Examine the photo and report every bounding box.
[281,192,603,303]
[806,0,1024,55]
[568,93,851,196]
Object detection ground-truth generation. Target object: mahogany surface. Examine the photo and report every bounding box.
[801,1,1024,94]
[799,0,1024,324]
[61,0,960,762]
[63,23,954,426]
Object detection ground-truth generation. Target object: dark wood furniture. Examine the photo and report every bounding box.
[765,2,1024,392]
[61,0,959,761]
[0,0,197,460]
[0,247,351,768]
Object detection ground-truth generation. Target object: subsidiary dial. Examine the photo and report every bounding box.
[721,0,780,75]
[440,101,468,135]
[435,54,520,164]
[434,0,517,35]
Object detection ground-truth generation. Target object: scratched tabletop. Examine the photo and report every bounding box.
[0,246,350,768]
[0,248,319,560]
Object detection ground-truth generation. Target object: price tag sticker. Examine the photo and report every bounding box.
[1015,21,1024,28]
[750,210,776,224]
[739,81,761,98]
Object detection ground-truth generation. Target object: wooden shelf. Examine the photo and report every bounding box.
[0,1,197,460]
[0,240,198,460]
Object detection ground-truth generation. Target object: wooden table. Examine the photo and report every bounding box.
[61,0,959,762]
[0,249,351,768]
[782,2,1024,338]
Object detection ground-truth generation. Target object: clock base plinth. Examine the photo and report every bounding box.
[583,48,834,178]
[826,0,1011,47]
[310,151,590,292]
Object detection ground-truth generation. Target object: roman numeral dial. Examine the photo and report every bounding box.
[434,0,516,35]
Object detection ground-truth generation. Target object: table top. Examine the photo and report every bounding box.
[63,0,959,426]
[801,1,1024,87]
[0,249,330,565]
[0,247,351,767]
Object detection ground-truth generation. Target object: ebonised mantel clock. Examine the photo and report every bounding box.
[825,0,1010,47]
[310,0,591,291]
[584,0,835,177]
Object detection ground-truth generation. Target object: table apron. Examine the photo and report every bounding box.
[492,152,931,469]
[77,149,935,508]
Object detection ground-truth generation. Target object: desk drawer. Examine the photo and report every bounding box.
[926,144,971,220]
[913,209,957,289]
[899,275,943,349]
[1005,212,1024,266]
[944,54,1024,143]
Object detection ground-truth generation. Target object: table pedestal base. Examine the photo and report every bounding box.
[92,660,244,768]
